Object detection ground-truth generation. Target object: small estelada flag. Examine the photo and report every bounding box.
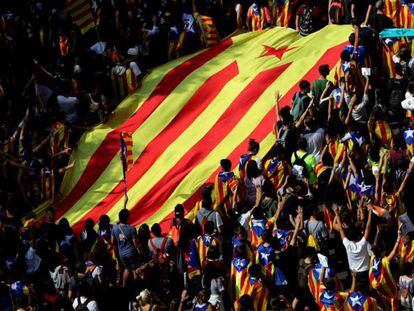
[120,132,133,177]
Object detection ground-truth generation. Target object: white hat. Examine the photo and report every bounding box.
[127,47,139,56]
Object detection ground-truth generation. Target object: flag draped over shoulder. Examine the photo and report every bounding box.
[57,25,351,232]
[64,0,95,34]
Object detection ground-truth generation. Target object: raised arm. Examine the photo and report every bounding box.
[396,161,414,197]
[295,98,314,128]
[289,207,303,246]
[333,204,346,240]
[387,226,402,262]
[363,204,373,241]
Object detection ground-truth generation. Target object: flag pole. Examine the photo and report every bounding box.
[122,175,128,209]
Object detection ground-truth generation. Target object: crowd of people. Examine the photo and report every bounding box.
[2,0,414,310]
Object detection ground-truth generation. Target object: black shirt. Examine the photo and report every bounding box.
[368,12,393,33]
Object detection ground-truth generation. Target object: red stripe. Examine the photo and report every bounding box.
[57,38,233,220]
[64,0,89,13]
[69,61,238,232]
[125,63,291,227]
[157,41,347,231]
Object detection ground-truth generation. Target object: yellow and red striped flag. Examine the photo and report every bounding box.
[374,120,393,148]
[120,131,133,173]
[56,25,352,233]
[64,0,95,34]
[194,12,220,47]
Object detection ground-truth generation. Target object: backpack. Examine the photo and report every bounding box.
[297,261,313,289]
[292,152,310,179]
[291,92,308,121]
[75,297,91,311]
[149,237,169,264]
[306,221,321,251]
[299,6,314,36]
[329,0,345,24]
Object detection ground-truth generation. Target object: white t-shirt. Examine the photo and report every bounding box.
[72,297,100,311]
[351,94,369,122]
[343,237,371,272]
[302,128,325,162]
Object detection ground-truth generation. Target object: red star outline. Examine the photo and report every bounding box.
[259,45,296,60]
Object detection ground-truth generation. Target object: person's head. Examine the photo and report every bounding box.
[348,33,356,46]
[319,64,330,77]
[234,244,247,258]
[321,152,334,167]
[118,209,130,224]
[261,230,272,244]
[341,50,351,62]
[220,159,232,172]
[238,295,253,311]
[248,138,260,154]
[138,224,150,243]
[57,218,71,234]
[204,220,215,235]
[201,198,213,210]
[371,245,386,258]
[151,223,162,237]
[304,117,318,132]
[304,246,316,260]
[77,280,92,298]
[252,207,265,220]
[136,289,153,306]
[235,225,247,240]
[261,179,274,197]
[375,0,384,11]
[345,226,361,242]
[402,262,412,276]
[279,106,291,121]
[207,245,220,260]
[84,218,95,231]
[174,204,185,220]
[202,185,213,200]
[400,47,411,62]
[246,160,260,179]
[98,214,110,229]
[45,208,55,223]
[297,137,308,151]
[195,290,209,304]
[395,62,403,76]
[248,264,261,279]
[299,80,311,93]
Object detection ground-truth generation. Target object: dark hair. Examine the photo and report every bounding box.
[202,185,213,200]
[319,64,330,77]
[252,207,265,219]
[348,33,355,46]
[299,80,310,91]
[119,209,130,224]
[297,137,308,151]
[246,160,260,179]
[248,264,261,278]
[321,152,334,167]
[204,220,215,235]
[207,245,220,260]
[151,223,162,236]
[174,203,184,218]
[99,214,110,228]
[340,50,351,62]
[248,139,260,153]
[239,295,253,310]
[84,218,95,230]
[279,106,291,120]
[394,63,403,76]
[220,159,232,171]
[201,198,213,210]
[345,226,361,242]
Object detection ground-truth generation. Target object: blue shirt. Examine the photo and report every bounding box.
[112,223,137,258]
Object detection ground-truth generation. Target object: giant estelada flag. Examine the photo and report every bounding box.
[58,25,351,232]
